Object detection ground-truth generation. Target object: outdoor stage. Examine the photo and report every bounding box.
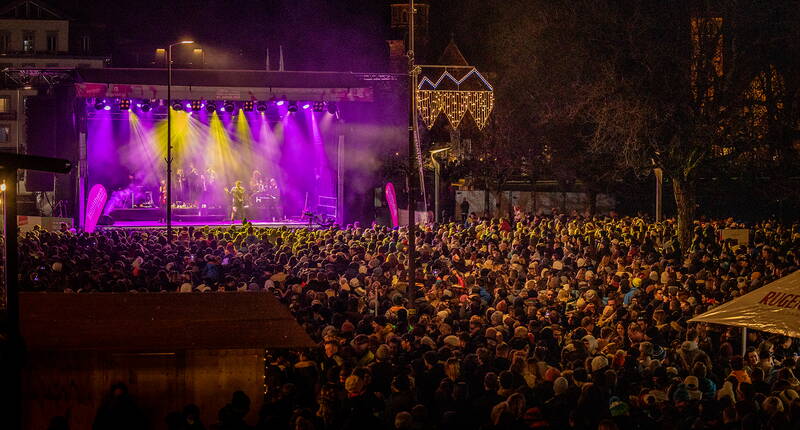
[102,219,311,229]
[72,68,396,229]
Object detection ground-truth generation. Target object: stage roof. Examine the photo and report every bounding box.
[74,68,402,102]
[20,292,317,351]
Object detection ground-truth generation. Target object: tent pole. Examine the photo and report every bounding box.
[741,327,747,356]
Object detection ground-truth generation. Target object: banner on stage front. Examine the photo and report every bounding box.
[385,182,399,228]
[85,184,108,233]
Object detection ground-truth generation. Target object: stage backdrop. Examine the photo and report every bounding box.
[86,105,338,219]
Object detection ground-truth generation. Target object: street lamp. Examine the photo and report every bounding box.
[430,146,450,223]
[167,40,194,242]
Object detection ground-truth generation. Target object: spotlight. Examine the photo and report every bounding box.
[223,101,235,112]
[190,100,202,111]
[301,103,311,110]
[172,101,183,111]
[276,100,286,106]
[206,102,217,113]
[313,101,325,112]
[256,102,268,112]
[103,105,111,111]
[287,101,298,113]
[326,102,338,115]
[119,98,131,110]
[243,101,254,112]
[94,100,105,110]
[140,101,151,112]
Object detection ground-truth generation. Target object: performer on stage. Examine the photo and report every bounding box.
[176,168,188,204]
[202,167,217,207]
[187,165,201,207]
[266,177,282,220]
[159,179,167,207]
[225,181,246,222]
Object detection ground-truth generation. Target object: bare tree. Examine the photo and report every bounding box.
[482,0,800,250]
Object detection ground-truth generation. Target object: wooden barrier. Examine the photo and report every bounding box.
[20,292,316,429]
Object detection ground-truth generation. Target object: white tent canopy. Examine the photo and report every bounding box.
[689,270,800,338]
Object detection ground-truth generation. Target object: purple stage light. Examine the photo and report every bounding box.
[276,100,285,106]
[185,103,191,109]
[103,105,111,111]
[302,103,310,110]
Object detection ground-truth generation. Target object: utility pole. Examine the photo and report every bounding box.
[166,40,195,242]
[654,167,663,222]
[406,0,419,307]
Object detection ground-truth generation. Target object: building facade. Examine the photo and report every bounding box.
[0,0,107,210]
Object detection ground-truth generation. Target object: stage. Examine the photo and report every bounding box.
[100,219,312,229]
[62,68,406,229]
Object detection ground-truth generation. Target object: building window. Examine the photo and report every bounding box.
[23,30,35,52]
[0,126,10,143]
[46,31,57,52]
[81,35,90,54]
[0,96,10,113]
[0,31,10,53]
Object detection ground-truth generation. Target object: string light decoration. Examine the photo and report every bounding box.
[416,68,495,129]
[417,89,494,129]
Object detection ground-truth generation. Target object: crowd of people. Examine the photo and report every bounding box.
[18,214,800,430]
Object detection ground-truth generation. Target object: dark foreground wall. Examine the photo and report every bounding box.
[25,348,265,430]
[19,292,316,429]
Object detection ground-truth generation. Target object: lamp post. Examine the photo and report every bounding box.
[654,167,663,222]
[430,146,450,223]
[167,40,194,242]
[406,0,419,307]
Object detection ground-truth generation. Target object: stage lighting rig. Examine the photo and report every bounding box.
[190,100,202,111]
[313,101,325,112]
[172,101,184,111]
[256,102,268,113]
[223,101,235,112]
[301,102,311,110]
[287,101,298,113]
[94,99,105,110]
[206,102,217,113]
[140,101,152,112]
[243,101,254,112]
[119,99,131,110]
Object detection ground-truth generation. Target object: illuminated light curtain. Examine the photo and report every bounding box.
[417,90,495,129]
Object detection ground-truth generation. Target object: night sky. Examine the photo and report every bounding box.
[37,0,497,72]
